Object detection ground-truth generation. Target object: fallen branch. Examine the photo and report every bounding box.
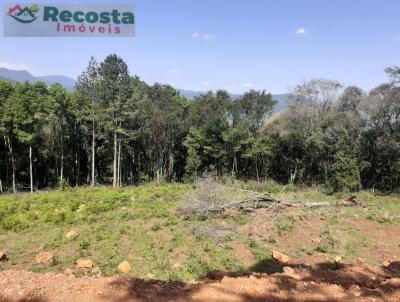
[181,180,360,215]
[304,196,359,208]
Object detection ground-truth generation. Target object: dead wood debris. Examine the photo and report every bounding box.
[180,179,361,215]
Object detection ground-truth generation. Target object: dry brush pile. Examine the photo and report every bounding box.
[179,179,360,216]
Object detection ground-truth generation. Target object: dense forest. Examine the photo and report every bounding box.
[0,54,399,194]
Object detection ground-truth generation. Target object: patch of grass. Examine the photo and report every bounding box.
[248,240,272,260]
[276,215,296,236]
[1,215,31,231]
[263,235,277,244]
[184,250,214,279]
[365,212,394,224]
[341,228,370,259]
[232,215,249,226]
[315,244,329,254]
[295,246,314,257]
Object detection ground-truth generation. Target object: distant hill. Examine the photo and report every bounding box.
[179,89,289,113]
[37,75,76,91]
[179,89,241,100]
[0,68,37,83]
[271,93,290,113]
[0,68,76,91]
[0,67,288,113]
[0,75,15,82]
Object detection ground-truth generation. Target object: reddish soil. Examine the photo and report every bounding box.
[1,261,400,302]
[232,243,254,264]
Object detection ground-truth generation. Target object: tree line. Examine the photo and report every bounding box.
[1,54,399,193]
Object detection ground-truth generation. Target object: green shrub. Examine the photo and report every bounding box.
[43,209,70,225]
[151,224,162,231]
[2,215,31,231]
[328,153,361,193]
[315,244,329,253]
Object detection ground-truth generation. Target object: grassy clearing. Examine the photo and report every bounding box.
[0,183,247,280]
[0,181,399,281]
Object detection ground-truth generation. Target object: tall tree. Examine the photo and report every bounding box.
[0,81,15,193]
[98,54,131,187]
[75,57,101,187]
[140,84,188,181]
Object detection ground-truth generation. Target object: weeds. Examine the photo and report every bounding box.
[276,215,296,236]
[0,182,399,281]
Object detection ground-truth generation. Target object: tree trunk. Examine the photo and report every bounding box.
[255,155,260,183]
[231,157,235,177]
[130,150,135,185]
[168,150,174,180]
[7,135,16,194]
[156,169,160,183]
[75,150,79,187]
[29,145,33,194]
[289,165,297,184]
[91,123,96,187]
[113,132,118,187]
[323,161,328,184]
[137,152,141,183]
[117,138,121,187]
[74,121,79,187]
[234,155,238,177]
[3,135,8,187]
[60,130,64,189]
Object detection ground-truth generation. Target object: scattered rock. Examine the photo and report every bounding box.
[223,208,239,218]
[0,251,7,261]
[117,261,131,273]
[272,250,290,264]
[64,268,74,276]
[65,230,78,239]
[76,204,86,213]
[283,266,294,274]
[146,273,156,279]
[91,266,102,277]
[320,215,326,220]
[349,284,362,297]
[312,238,321,244]
[283,266,301,280]
[356,258,365,264]
[334,256,342,263]
[36,252,54,264]
[76,259,94,269]
[383,260,391,267]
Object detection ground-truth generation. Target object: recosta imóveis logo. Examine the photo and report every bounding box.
[43,6,134,24]
[4,3,135,37]
[43,6,135,34]
[7,4,39,23]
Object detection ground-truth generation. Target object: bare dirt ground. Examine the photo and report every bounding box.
[1,186,399,301]
[1,260,400,302]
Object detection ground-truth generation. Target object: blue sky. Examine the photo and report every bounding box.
[1,0,399,94]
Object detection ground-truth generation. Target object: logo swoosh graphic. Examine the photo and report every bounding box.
[9,15,37,23]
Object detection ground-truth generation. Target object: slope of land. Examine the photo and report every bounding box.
[1,261,400,302]
[0,182,399,301]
